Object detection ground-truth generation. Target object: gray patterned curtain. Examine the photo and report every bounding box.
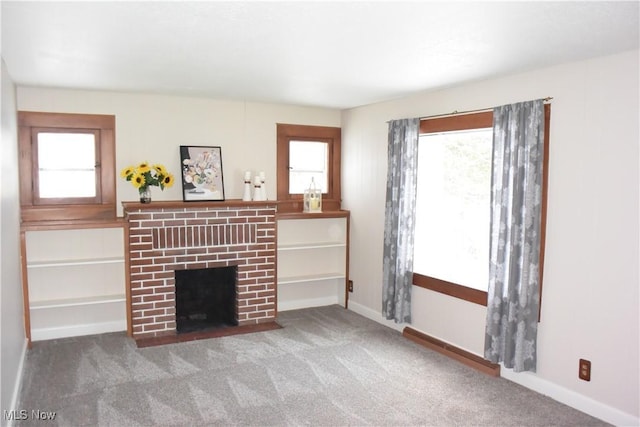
[484,99,545,372]
[383,118,419,323]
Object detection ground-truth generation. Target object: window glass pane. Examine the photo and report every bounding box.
[37,132,97,198]
[289,140,328,193]
[413,128,492,291]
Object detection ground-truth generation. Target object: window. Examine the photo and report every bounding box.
[276,124,341,213]
[34,130,101,202]
[288,140,329,194]
[412,106,550,306]
[414,127,492,291]
[18,111,116,223]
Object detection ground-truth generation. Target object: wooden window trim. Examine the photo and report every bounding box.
[538,104,551,319]
[413,105,550,319]
[276,123,341,213]
[420,110,493,133]
[413,272,488,306]
[18,111,116,223]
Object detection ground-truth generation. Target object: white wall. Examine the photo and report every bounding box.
[1,58,27,421]
[16,88,341,216]
[341,50,639,425]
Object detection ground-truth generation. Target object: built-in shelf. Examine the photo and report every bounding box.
[276,210,350,220]
[277,242,346,251]
[278,273,346,285]
[277,214,350,310]
[30,294,126,310]
[21,226,127,344]
[20,217,125,232]
[27,257,124,269]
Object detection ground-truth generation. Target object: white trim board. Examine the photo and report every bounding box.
[30,320,126,342]
[6,338,29,427]
[500,368,639,427]
[347,300,405,332]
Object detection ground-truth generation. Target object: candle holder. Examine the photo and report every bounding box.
[253,175,264,201]
[259,171,267,200]
[242,171,252,201]
[303,177,322,213]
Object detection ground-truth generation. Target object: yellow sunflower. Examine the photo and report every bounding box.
[153,164,166,175]
[162,173,175,188]
[131,172,146,189]
[120,166,135,178]
[137,162,151,174]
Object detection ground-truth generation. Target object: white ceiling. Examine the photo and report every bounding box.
[2,1,638,109]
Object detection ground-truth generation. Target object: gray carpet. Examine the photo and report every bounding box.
[17,305,608,426]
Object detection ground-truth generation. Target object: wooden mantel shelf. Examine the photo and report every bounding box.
[121,199,349,220]
[122,199,277,212]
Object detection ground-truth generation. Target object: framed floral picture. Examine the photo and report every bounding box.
[179,145,225,201]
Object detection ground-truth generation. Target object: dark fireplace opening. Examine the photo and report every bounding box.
[175,266,239,334]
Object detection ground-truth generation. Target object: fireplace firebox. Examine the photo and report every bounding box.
[175,266,239,333]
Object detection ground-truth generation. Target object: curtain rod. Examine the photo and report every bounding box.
[386,97,553,123]
[418,97,553,121]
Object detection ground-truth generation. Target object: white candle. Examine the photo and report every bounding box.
[244,171,251,181]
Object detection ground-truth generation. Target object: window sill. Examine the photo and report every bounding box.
[20,204,116,224]
[412,273,487,306]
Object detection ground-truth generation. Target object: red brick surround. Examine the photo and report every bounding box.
[123,201,277,340]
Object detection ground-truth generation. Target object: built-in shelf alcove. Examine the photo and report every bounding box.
[175,265,238,333]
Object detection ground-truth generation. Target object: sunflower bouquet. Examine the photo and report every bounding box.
[121,162,174,202]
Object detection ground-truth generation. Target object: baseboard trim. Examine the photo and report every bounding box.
[346,300,405,332]
[7,338,29,427]
[500,368,639,427]
[30,320,126,341]
[403,326,500,377]
[345,304,499,377]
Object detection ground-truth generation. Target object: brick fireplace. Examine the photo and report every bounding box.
[122,201,277,341]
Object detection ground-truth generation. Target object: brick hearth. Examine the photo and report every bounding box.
[122,201,277,340]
